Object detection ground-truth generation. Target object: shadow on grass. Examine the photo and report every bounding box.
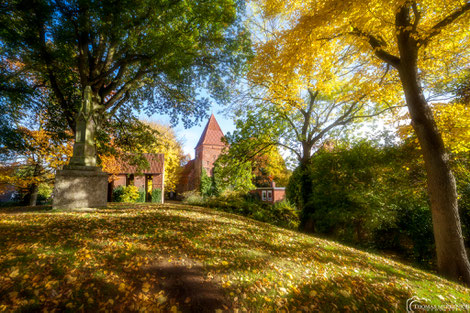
[0,205,52,214]
[139,261,230,313]
[0,204,466,312]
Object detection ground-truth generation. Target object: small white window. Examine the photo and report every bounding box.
[262,190,267,201]
[267,191,273,201]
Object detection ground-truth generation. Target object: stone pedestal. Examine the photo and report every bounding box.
[53,166,108,210]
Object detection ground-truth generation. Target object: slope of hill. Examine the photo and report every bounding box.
[0,203,469,312]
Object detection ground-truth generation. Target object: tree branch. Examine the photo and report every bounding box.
[274,141,302,160]
[421,2,470,44]
[108,91,130,117]
[411,1,421,32]
[352,27,401,68]
[37,22,75,131]
[279,109,301,141]
[104,70,147,109]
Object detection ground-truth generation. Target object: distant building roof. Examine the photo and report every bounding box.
[196,114,225,148]
[116,153,164,174]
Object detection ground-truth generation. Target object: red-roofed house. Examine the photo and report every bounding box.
[107,153,165,203]
[251,181,286,204]
[177,114,227,193]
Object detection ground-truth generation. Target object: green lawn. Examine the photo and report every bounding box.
[0,203,469,312]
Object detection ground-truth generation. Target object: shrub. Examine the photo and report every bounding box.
[182,190,206,206]
[182,190,300,230]
[122,185,140,202]
[113,185,140,203]
[271,200,300,229]
[151,188,162,203]
[37,183,53,204]
[137,188,146,203]
[200,169,217,197]
[287,139,438,265]
[112,186,125,202]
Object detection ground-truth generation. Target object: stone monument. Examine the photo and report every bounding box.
[53,86,108,210]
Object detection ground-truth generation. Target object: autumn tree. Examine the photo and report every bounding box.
[251,146,291,187]
[144,122,187,193]
[254,0,470,283]
[0,0,251,166]
[0,124,73,205]
[211,134,290,193]
[229,16,401,214]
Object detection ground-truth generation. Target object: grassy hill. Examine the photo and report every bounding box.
[0,203,469,312]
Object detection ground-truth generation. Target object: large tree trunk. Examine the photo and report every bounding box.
[397,40,470,284]
[299,155,315,232]
[28,162,42,206]
[29,183,39,206]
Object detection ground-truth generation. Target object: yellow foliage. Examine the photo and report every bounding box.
[0,125,73,194]
[253,146,291,186]
[249,0,469,110]
[100,153,121,183]
[398,102,470,154]
[142,122,187,192]
[433,103,470,154]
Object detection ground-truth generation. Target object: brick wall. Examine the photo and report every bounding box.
[114,175,126,187]
[251,188,286,204]
[273,189,286,202]
[196,144,224,176]
[152,174,163,190]
[134,175,145,189]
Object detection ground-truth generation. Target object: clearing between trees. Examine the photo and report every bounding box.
[0,203,469,312]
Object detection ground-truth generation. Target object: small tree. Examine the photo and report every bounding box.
[199,168,215,197]
[212,152,255,194]
[0,125,73,205]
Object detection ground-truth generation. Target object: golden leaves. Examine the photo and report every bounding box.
[398,102,470,154]
[1,203,469,312]
[9,268,19,279]
[142,282,151,293]
[0,124,73,195]
[249,0,469,114]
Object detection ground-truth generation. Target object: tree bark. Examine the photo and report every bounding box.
[28,162,42,206]
[299,157,314,232]
[29,183,39,207]
[397,36,470,285]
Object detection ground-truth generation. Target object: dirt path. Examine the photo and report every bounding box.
[144,259,231,313]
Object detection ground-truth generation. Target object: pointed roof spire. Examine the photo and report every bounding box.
[196,114,225,148]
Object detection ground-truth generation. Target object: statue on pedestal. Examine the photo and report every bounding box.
[69,85,97,167]
[53,86,108,210]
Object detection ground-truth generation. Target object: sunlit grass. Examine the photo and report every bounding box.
[0,203,469,312]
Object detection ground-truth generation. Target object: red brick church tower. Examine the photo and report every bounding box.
[195,114,226,176]
[177,114,226,193]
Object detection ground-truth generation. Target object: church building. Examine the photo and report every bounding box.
[177,114,227,193]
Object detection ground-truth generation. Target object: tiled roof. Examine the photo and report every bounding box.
[116,153,164,174]
[196,114,225,148]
